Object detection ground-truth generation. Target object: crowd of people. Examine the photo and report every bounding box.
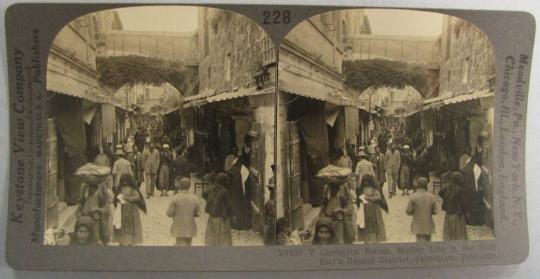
[66,124,273,246]
[277,127,492,245]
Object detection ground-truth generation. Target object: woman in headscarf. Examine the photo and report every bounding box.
[312,216,338,245]
[399,145,414,196]
[439,171,468,241]
[113,174,147,246]
[70,216,98,246]
[203,172,233,246]
[76,180,111,245]
[157,144,173,197]
[356,174,387,243]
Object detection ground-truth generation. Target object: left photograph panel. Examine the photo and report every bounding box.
[44,6,277,247]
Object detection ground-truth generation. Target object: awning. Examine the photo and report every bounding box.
[47,69,112,104]
[183,86,274,108]
[424,90,494,110]
[280,75,365,110]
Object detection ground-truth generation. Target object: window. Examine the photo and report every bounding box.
[462,57,470,83]
[224,53,231,82]
[261,35,275,66]
[203,21,209,57]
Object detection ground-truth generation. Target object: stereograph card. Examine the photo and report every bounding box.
[2,0,535,271]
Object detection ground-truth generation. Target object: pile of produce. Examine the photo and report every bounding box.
[315,165,352,185]
[74,163,111,185]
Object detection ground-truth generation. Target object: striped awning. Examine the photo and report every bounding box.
[424,90,494,110]
[280,74,365,110]
[183,86,274,108]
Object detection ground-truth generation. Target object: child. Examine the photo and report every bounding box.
[406,176,437,242]
[70,216,97,246]
[203,173,232,246]
[77,182,111,245]
[439,172,468,241]
[114,174,146,246]
[332,196,354,244]
[167,177,200,246]
[312,216,338,245]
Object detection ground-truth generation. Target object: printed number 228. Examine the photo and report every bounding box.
[263,10,291,24]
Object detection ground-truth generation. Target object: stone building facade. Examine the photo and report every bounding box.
[439,16,496,98]
[197,7,274,96]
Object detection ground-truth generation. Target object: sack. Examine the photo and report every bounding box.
[112,205,122,229]
[75,163,111,184]
[356,204,365,229]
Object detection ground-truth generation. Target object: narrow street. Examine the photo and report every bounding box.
[139,183,264,246]
[366,178,495,243]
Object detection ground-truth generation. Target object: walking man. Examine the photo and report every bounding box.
[405,177,437,242]
[384,143,401,198]
[143,143,160,198]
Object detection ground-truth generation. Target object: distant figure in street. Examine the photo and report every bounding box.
[399,145,413,196]
[439,172,468,241]
[406,177,437,242]
[372,146,386,190]
[157,144,173,197]
[143,143,160,198]
[384,144,401,198]
[112,149,133,191]
[113,174,146,246]
[224,146,239,172]
[167,177,201,246]
[378,132,388,154]
[128,145,144,188]
[203,172,233,246]
[354,148,375,191]
[172,150,194,192]
[134,130,146,152]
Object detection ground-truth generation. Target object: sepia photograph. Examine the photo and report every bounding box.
[44,6,276,247]
[277,9,496,245]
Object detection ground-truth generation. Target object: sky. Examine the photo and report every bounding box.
[364,9,444,37]
[115,6,199,33]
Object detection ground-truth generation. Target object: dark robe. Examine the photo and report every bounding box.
[461,159,486,226]
[228,162,252,230]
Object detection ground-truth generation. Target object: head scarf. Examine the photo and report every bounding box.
[70,216,96,245]
[114,174,147,214]
[312,216,338,245]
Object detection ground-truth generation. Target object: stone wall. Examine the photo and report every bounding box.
[198,8,273,95]
[439,16,495,97]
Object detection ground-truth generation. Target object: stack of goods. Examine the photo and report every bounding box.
[315,165,352,185]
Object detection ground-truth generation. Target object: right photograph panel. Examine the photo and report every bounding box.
[277,9,496,245]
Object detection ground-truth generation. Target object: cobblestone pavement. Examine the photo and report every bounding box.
[139,189,264,246]
[354,178,495,244]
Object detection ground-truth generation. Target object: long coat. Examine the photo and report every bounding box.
[143,149,160,174]
[166,191,201,238]
[406,189,437,235]
[384,150,401,174]
[228,162,252,230]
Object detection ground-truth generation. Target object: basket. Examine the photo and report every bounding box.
[75,163,111,185]
[315,164,352,185]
